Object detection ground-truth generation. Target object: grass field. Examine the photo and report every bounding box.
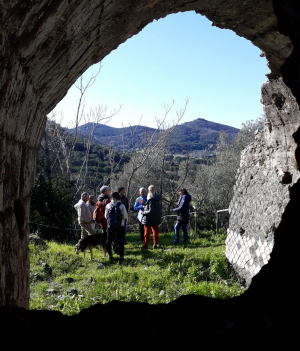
[29,230,245,315]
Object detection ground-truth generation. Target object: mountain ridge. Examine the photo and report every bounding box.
[72,118,239,153]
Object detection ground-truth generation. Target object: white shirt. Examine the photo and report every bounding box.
[105,199,128,226]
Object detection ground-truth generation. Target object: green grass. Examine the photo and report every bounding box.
[29,230,245,315]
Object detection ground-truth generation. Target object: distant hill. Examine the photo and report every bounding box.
[169,118,239,153]
[72,118,239,154]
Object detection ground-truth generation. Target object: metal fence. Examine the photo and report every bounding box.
[215,209,229,233]
[30,209,230,236]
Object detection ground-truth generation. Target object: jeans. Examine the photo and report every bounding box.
[106,227,124,257]
[102,227,118,253]
[139,221,144,243]
[144,225,159,247]
[174,221,188,243]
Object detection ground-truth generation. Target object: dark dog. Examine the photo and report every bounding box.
[74,233,107,260]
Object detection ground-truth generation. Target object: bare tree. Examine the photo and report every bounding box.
[181,115,266,223]
[74,104,121,196]
[40,63,122,197]
[123,98,189,204]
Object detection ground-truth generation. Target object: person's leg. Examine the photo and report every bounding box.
[174,221,181,244]
[105,227,114,258]
[182,224,188,242]
[116,228,125,258]
[85,223,95,235]
[144,226,151,248]
[139,222,144,243]
[81,221,96,235]
[80,222,93,238]
[112,232,119,254]
[152,225,159,247]
[80,226,87,239]
[102,227,107,238]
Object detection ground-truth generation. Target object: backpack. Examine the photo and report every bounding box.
[93,200,105,223]
[106,203,122,228]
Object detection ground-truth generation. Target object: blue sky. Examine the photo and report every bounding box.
[53,11,268,129]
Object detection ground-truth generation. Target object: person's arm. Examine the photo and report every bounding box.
[120,204,128,222]
[142,200,153,215]
[173,198,185,213]
[137,196,147,205]
[134,198,142,211]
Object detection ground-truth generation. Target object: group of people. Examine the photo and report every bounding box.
[74,184,192,260]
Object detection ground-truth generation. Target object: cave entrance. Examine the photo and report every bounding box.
[1,3,298,330]
[29,12,268,315]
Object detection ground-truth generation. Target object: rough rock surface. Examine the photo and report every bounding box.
[226,77,300,285]
[0,0,300,315]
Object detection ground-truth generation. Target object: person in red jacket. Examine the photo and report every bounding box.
[97,186,111,237]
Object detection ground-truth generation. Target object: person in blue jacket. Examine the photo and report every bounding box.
[173,188,192,244]
[134,187,147,243]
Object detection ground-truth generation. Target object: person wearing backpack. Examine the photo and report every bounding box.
[93,186,111,237]
[105,192,128,260]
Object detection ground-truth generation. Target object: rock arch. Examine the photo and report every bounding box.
[1,0,300,312]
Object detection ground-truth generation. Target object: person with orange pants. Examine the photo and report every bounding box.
[141,185,162,249]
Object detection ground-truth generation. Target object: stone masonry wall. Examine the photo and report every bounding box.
[226,77,300,286]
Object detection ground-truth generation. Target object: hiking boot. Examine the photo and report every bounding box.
[153,244,158,249]
[109,255,114,260]
[120,256,125,261]
[141,245,148,250]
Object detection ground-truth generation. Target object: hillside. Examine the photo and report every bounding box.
[169,118,239,153]
[73,118,239,153]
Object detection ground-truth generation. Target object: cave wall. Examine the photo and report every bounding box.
[0,0,299,308]
[226,77,300,285]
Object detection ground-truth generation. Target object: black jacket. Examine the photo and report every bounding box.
[173,194,192,224]
[121,195,129,212]
[142,194,162,226]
